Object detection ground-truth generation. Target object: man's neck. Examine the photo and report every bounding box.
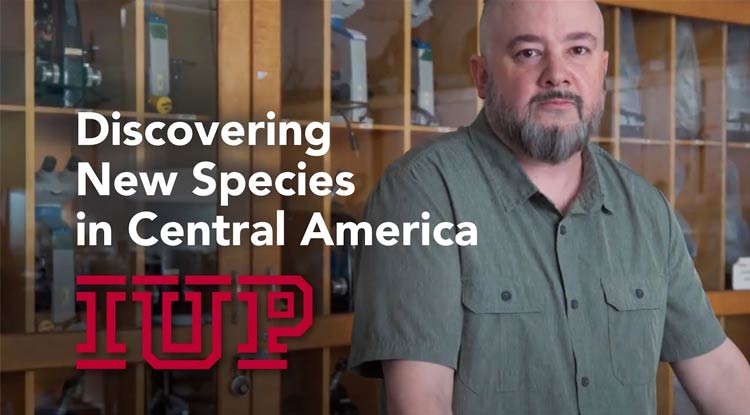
[513,148,584,216]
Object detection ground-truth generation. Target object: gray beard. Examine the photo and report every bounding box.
[484,79,604,164]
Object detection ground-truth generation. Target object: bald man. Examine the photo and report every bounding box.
[348,1,750,414]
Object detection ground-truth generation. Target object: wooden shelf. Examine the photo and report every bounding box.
[34,106,138,118]
[412,132,616,142]
[728,141,750,150]
[5,290,750,373]
[0,314,354,372]
[32,107,214,122]
[331,122,404,132]
[0,104,24,112]
[675,139,723,147]
[707,290,750,317]
[286,120,405,132]
[597,0,750,25]
[621,137,671,145]
[286,313,354,351]
[411,125,457,133]
[143,111,214,122]
[2,1,749,414]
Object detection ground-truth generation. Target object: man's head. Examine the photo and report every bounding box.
[471,0,609,164]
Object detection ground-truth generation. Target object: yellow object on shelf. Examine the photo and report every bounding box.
[149,95,173,114]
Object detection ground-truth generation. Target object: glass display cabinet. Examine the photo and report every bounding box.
[277,0,750,414]
[1,0,226,413]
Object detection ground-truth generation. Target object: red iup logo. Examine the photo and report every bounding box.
[75,275,313,370]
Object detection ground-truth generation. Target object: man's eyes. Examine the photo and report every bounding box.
[514,46,591,60]
[571,46,591,55]
[515,49,541,59]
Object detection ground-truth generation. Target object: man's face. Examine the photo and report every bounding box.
[474,0,609,163]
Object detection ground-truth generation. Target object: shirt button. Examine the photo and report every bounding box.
[635,288,644,299]
[559,225,567,235]
[571,299,579,309]
[581,376,590,387]
[501,291,512,301]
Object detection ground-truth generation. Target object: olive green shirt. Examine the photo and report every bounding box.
[349,109,726,414]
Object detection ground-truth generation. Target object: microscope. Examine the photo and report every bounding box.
[330,358,359,415]
[618,9,646,137]
[35,377,100,415]
[726,160,750,289]
[146,10,174,114]
[675,18,702,140]
[727,25,750,141]
[331,0,372,125]
[34,0,103,108]
[411,0,437,126]
[35,155,80,327]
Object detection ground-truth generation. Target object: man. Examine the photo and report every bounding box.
[348,0,750,413]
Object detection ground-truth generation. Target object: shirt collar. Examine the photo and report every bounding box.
[468,108,614,215]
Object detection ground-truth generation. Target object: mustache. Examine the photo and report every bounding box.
[529,90,584,117]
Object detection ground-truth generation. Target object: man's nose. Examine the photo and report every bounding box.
[539,54,571,88]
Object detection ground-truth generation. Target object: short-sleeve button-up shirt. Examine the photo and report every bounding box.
[349,109,726,415]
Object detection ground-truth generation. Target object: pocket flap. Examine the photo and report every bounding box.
[601,276,667,311]
[462,278,542,313]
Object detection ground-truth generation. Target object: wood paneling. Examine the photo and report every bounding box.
[598,0,750,25]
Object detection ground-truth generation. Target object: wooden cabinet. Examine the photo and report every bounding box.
[0,0,240,413]
[277,1,750,414]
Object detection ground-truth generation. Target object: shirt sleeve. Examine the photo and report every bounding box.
[348,158,463,378]
[659,196,726,362]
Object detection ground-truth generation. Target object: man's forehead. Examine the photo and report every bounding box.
[487,0,604,44]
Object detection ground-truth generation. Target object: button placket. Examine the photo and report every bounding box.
[556,216,594,414]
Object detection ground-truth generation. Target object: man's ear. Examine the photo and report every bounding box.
[602,50,610,82]
[470,54,489,100]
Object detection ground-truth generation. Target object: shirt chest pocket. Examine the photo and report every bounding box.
[458,278,545,394]
[601,276,668,385]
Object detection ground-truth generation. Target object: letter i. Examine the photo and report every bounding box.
[112,111,121,145]
[76,211,87,246]
[267,111,276,145]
